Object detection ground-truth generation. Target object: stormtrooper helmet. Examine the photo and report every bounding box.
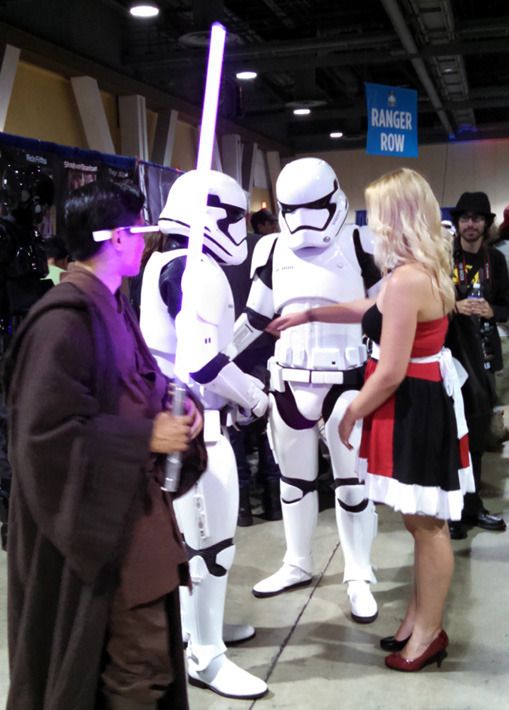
[159,169,248,265]
[276,157,348,250]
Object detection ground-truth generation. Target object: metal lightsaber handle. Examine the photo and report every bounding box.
[161,382,186,493]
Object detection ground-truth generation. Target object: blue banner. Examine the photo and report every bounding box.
[365,83,418,157]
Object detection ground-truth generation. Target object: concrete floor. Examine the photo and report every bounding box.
[1,440,508,710]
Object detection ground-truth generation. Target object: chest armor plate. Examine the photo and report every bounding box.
[271,238,366,370]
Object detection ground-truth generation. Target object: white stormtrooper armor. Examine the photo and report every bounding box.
[227,158,380,623]
[140,170,268,700]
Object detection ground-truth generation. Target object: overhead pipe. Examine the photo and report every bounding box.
[380,0,455,138]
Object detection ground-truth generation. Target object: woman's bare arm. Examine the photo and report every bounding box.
[266,298,375,334]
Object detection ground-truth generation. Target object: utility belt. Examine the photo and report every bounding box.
[268,356,365,392]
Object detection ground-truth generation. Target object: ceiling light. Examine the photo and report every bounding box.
[293,107,311,116]
[330,131,344,139]
[236,70,257,80]
[129,3,160,18]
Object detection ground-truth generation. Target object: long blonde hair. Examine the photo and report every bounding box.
[365,168,455,312]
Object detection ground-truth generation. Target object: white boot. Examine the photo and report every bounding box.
[347,580,378,623]
[183,622,255,646]
[187,653,268,699]
[223,623,255,644]
[252,490,316,597]
[252,562,312,597]
[337,503,378,622]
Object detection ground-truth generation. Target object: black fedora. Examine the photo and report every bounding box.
[450,192,495,226]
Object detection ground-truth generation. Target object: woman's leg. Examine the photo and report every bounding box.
[392,573,416,641]
[399,514,453,659]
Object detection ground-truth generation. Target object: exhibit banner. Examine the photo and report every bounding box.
[365,83,418,157]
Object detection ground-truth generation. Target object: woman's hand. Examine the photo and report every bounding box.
[338,407,357,450]
[184,396,203,440]
[266,310,310,335]
[150,412,192,454]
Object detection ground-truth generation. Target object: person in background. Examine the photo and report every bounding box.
[224,206,281,526]
[4,180,204,710]
[250,207,279,236]
[269,168,474,671]
[492,202,509,271]
[43,235,69,284]
[446,191,508,539]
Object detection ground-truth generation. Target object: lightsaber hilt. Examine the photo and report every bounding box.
[161,382,186,493]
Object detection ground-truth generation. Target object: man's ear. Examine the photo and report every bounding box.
[110,228,123,251]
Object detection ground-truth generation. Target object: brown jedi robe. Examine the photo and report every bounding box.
[4,268,190,710]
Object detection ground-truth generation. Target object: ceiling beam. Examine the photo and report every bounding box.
[128,36,509,73]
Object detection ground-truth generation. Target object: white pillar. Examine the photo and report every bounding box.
[151,109,178,166]
[71,76,115,154]
[221,133,242,182]
[211,135,223,172]
[241,141,258,194]
[0,44,20,131]
[266,150,281,212]
[119,94,149,160]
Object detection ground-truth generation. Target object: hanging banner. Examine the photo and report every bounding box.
[365,83,418,157]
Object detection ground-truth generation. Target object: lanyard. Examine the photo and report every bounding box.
[456,251,490,290]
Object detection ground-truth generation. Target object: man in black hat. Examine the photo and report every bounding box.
[447,191,509,538]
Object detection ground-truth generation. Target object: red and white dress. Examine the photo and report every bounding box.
[357,304,474,521]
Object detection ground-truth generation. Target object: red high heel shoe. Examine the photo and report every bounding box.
[385,630,449,672]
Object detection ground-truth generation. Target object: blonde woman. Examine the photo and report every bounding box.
[268,168,474,671]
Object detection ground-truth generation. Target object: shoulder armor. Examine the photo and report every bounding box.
[356,224,376,255]
[194,258,231,326]
[250,233,278,278]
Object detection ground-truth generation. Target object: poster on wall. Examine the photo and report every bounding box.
[365,83,418,158]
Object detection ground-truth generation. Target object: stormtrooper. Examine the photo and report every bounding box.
[226,157,380,622]
[139,169,268,700]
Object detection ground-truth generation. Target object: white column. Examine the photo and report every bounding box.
[0,45,20,131]
[241,141,258,194]
[151,109,178,166]
[211,135,223,172]
[266,150,281,211]
[70,76,115,154]
[119,94,149,160]
[221,133,242,182]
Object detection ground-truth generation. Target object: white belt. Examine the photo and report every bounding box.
[370,343,468,438]
[268,357,360,391]
[282,369,347,385]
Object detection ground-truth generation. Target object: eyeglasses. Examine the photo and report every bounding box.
[458,214,486,224]
[92,225,160,242]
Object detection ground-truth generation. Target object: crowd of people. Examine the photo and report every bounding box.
[1,159,508,708]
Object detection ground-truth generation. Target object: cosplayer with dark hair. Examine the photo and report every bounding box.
[63,180,145,261]
[446,191,508,538]
[250,208,278,236]
[4,179,205,710]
